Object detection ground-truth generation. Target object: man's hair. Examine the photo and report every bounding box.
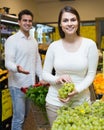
[18,9,33,20]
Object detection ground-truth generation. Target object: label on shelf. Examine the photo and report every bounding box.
[1,88,12,121]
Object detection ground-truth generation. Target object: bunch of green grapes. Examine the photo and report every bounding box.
[52,100,104,130]
[58,82,75,99]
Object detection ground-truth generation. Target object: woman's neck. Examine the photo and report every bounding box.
[64,34,79,44]
[62,35,82,52]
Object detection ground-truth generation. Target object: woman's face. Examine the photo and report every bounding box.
[60,12,78,36]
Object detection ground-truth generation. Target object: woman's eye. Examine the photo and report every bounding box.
[63,19,68,22]
[71,18,77,22]
[62,18,77,23]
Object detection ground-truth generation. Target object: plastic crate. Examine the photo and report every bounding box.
[31,103,50,130]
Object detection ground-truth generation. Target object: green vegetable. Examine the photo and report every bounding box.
[25,85,48,110]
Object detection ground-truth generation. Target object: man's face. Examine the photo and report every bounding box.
[18,14,33,33]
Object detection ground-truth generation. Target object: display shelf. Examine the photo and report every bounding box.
[38,44,49,65]
[96,17,104,50]
[0,88,12,130]
[0,14,19,36]
[0,13,19,69]
[0,69,8,89]
[0,13,18,23]
[0,69,8,76]
[0,75,8,83]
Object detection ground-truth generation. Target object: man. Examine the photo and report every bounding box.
[5,9,44,130]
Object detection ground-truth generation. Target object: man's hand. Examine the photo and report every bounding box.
[17,65,30,74]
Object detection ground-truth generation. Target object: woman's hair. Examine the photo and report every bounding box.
[18,9,34,21]
[58,6,80,38]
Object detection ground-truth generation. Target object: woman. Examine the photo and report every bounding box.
[42,6,98,126]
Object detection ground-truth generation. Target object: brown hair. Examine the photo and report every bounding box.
[18,9,33,21]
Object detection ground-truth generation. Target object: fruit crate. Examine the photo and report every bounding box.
[31,103,50,130]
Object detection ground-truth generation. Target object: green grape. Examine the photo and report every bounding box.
[58,82,75,99]
[52,100,104,130]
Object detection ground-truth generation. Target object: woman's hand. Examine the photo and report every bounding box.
[56,74,72,84]
[59,89,78,103]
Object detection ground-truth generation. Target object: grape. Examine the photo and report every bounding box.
[52,100,104,130]
[58,82,75,99]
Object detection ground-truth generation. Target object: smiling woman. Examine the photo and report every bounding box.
[42,6,99,127]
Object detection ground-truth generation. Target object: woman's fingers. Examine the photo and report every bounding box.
[59,96,71,103]
[56,74,72,84]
